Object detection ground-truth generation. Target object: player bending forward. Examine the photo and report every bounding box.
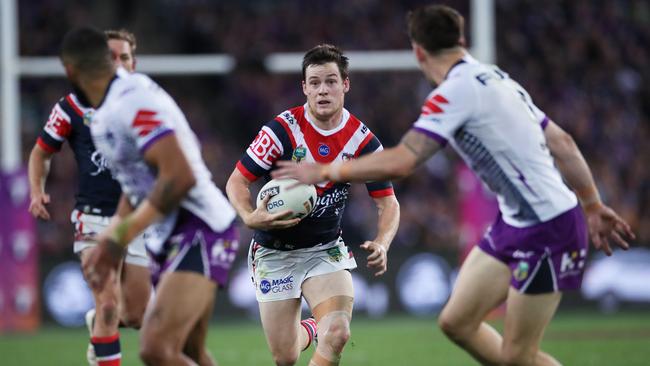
[274,5,634,366]
[28,29,150,366]
[60,27,239,366]
[226,44,400,366]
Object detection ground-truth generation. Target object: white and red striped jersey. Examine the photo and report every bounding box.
[237,104,394,250]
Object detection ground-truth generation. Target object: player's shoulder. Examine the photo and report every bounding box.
[275,105,304,127]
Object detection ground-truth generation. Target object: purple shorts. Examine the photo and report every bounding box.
[478,205,588,294]
[149,210,239,288]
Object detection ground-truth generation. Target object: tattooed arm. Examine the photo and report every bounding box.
[273,129,442,184]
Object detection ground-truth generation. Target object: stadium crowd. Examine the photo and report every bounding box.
[17,0,649,258]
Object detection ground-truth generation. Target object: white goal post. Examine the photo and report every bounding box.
[1,0,494,171]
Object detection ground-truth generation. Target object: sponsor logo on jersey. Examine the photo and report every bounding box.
[89,150,111,176]
[292,146,307,162]
[560,249,586,275]
[513,260,529,281]
[250,129,282,166]
[281,111,296,125]
[260,275,294,294]
[318,143,330,156]
[311,186,349,218]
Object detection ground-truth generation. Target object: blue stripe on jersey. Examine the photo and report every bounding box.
[358,135,393,193]
[454,128,540,222]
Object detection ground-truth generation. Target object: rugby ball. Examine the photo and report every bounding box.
[256,178,317,219]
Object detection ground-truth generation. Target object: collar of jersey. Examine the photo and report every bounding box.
[95,73,119,109]
[302,103,351,136]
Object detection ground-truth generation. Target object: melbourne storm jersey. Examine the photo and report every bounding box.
[412,55,577,228]
[89,68,236,254]
[237,105,394,250]
[37,93,121,216]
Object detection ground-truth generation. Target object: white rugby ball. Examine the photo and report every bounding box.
[256,178,317,219]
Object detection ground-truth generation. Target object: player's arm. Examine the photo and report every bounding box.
[273,129,443,184]
[27,143,55,220]
[113,133,196,246]
[86,133,196,289]
[362,195,400,276]
[544,120,634,254]
[226,168,300,230]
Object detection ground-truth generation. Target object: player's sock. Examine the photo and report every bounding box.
[91,333,121,366]
[301,317,318,351]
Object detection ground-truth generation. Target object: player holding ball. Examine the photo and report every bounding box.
[226,44,400,366]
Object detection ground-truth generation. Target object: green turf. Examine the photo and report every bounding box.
[1,312,649,365]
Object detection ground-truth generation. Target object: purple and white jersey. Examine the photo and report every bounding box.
[90,68,236,253]
[413,55,577,228]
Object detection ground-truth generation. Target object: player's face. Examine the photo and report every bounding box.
[108,39,135,72]
[302,62,350,122]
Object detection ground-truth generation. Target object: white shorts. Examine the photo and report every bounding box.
[248,237,357,302]
[71,209,150,267]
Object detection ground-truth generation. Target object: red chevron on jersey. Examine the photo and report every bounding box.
[296,108,361,163]
[132,110,162,137]
[421,94,449,115]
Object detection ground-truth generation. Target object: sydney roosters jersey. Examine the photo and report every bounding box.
[237,104,394,250]
[37,93,121,216]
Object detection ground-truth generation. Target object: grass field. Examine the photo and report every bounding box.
[2,311,649,365]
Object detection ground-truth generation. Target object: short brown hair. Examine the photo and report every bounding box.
[104,29,137,54]
[302,44,349,81]
[407,5,464,54]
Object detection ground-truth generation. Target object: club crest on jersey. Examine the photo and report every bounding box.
[83,110,94,126]
[292,146,307,162]
[318,143,330,157]
[513,261,529,281]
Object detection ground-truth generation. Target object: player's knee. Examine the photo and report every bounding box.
[501,343,535,366]
[271,349,299,366]
[438,311,470,342]
[316,311,351,360]
[140,341,172,365]
[323,316,350,353]
[120,308,144,329]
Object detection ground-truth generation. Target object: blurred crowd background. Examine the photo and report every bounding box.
[16,0,649,274]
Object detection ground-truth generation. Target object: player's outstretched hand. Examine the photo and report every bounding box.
[585,203,635,256]
[244,193,301,230]
[82,236,124,291]
[361,241,388,276]
[28,191,51,220]
[272,161,326,185]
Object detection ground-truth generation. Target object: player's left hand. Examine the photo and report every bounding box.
[272,161,326,185]
[83,235,125,291]
[360,241,388,276]
[585,203,635,256]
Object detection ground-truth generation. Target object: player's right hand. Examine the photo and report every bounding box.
[585,203,635,256]
[244,193,301,230]
[28,192,51,220]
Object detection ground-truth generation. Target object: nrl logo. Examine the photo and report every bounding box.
[292,146,307,162]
